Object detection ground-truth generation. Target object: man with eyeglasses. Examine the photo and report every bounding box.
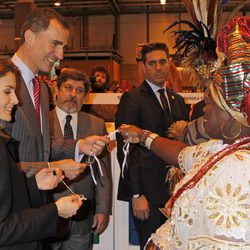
[49,68,111,250]
[115,42,188,249]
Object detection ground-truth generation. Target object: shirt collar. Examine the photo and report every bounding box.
[146,79,166,94]
[11,53,36,84]
[56,106,78,124]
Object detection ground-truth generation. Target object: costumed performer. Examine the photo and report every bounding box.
[118,16,250,249]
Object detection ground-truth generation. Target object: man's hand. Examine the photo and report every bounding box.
[50,159,86,180]
[132,194,150,221]
[92,214,110,235]
[78,135,109,156]
[55,194,83,218]
[35,168,64,190]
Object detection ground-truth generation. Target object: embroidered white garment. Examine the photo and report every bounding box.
[151,139,250,249]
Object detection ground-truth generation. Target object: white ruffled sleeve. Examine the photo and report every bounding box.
[178,139,224,174]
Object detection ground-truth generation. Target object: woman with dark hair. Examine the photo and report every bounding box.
[0,59,82,250]
[118,17,250,249]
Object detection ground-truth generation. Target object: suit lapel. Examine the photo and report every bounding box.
[50,109,64,139]
[166,88,183,122]
[17,77,43,146]
[142,82,173,129]
[142,81,165,117]
[77,113,89,138]
[40,82,51,159]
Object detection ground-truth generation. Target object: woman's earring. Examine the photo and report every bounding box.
[221,120,242,140]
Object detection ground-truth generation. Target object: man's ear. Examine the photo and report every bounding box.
[55,85,59,96]
[82,91,89,103]
[24,30,35,45]
[142,62,146,75]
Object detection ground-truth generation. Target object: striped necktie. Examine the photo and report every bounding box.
[32,77,41,125]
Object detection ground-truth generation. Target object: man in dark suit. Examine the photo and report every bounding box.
[115,42,188,249]
[7,8,108,179]
[49,68,111,250]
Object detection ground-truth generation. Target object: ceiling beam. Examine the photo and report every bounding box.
[108,0,120,14]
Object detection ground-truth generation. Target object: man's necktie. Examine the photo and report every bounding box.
[158,88,173,124]
[32,77,41,125]
[64,115,74,139]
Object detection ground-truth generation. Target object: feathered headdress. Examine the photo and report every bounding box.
[164,0,224,88]
[165,20,217,80]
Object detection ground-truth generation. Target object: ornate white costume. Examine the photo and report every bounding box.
[151,139,250,249]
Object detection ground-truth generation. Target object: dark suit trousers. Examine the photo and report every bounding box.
[131,203,166,250]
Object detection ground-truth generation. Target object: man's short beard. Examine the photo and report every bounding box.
[91,82,107,93]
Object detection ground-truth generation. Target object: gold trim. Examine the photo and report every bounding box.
[189,235,250,248]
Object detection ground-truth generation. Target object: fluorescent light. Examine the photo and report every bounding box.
[54,1,61,6]
[160,0,166,5]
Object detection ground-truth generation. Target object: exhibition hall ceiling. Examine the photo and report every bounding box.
[0,0,249,18]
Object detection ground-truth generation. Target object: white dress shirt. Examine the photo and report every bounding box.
[146,79,172,112]
[55,106,83,162]
[56,106,78,140]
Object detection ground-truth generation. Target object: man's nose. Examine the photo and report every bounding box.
[155,62,161,70]
[71,89,77,96]
[55,46,64,61]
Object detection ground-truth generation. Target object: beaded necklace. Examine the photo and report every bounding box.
[169,136,250,210]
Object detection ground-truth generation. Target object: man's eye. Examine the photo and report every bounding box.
[51,42,57,47]
[148,62,155,66]
[159,59,167,65]
[76,88,84,94]
[65,85,72,91]
[63,45,69,51]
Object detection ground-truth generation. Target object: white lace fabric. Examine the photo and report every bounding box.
[151,139,250,249]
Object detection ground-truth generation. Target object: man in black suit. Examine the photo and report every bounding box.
[115,42,188,249]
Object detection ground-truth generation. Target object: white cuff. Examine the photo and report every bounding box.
[145,133,159,149]
[75,140,84,162]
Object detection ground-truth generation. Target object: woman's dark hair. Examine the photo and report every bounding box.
[0,58,20,79]
[20,8,69,44]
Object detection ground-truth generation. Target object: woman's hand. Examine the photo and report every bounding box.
[55,194,83,218]
[35,168,64,190]
[118,124,145,143]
